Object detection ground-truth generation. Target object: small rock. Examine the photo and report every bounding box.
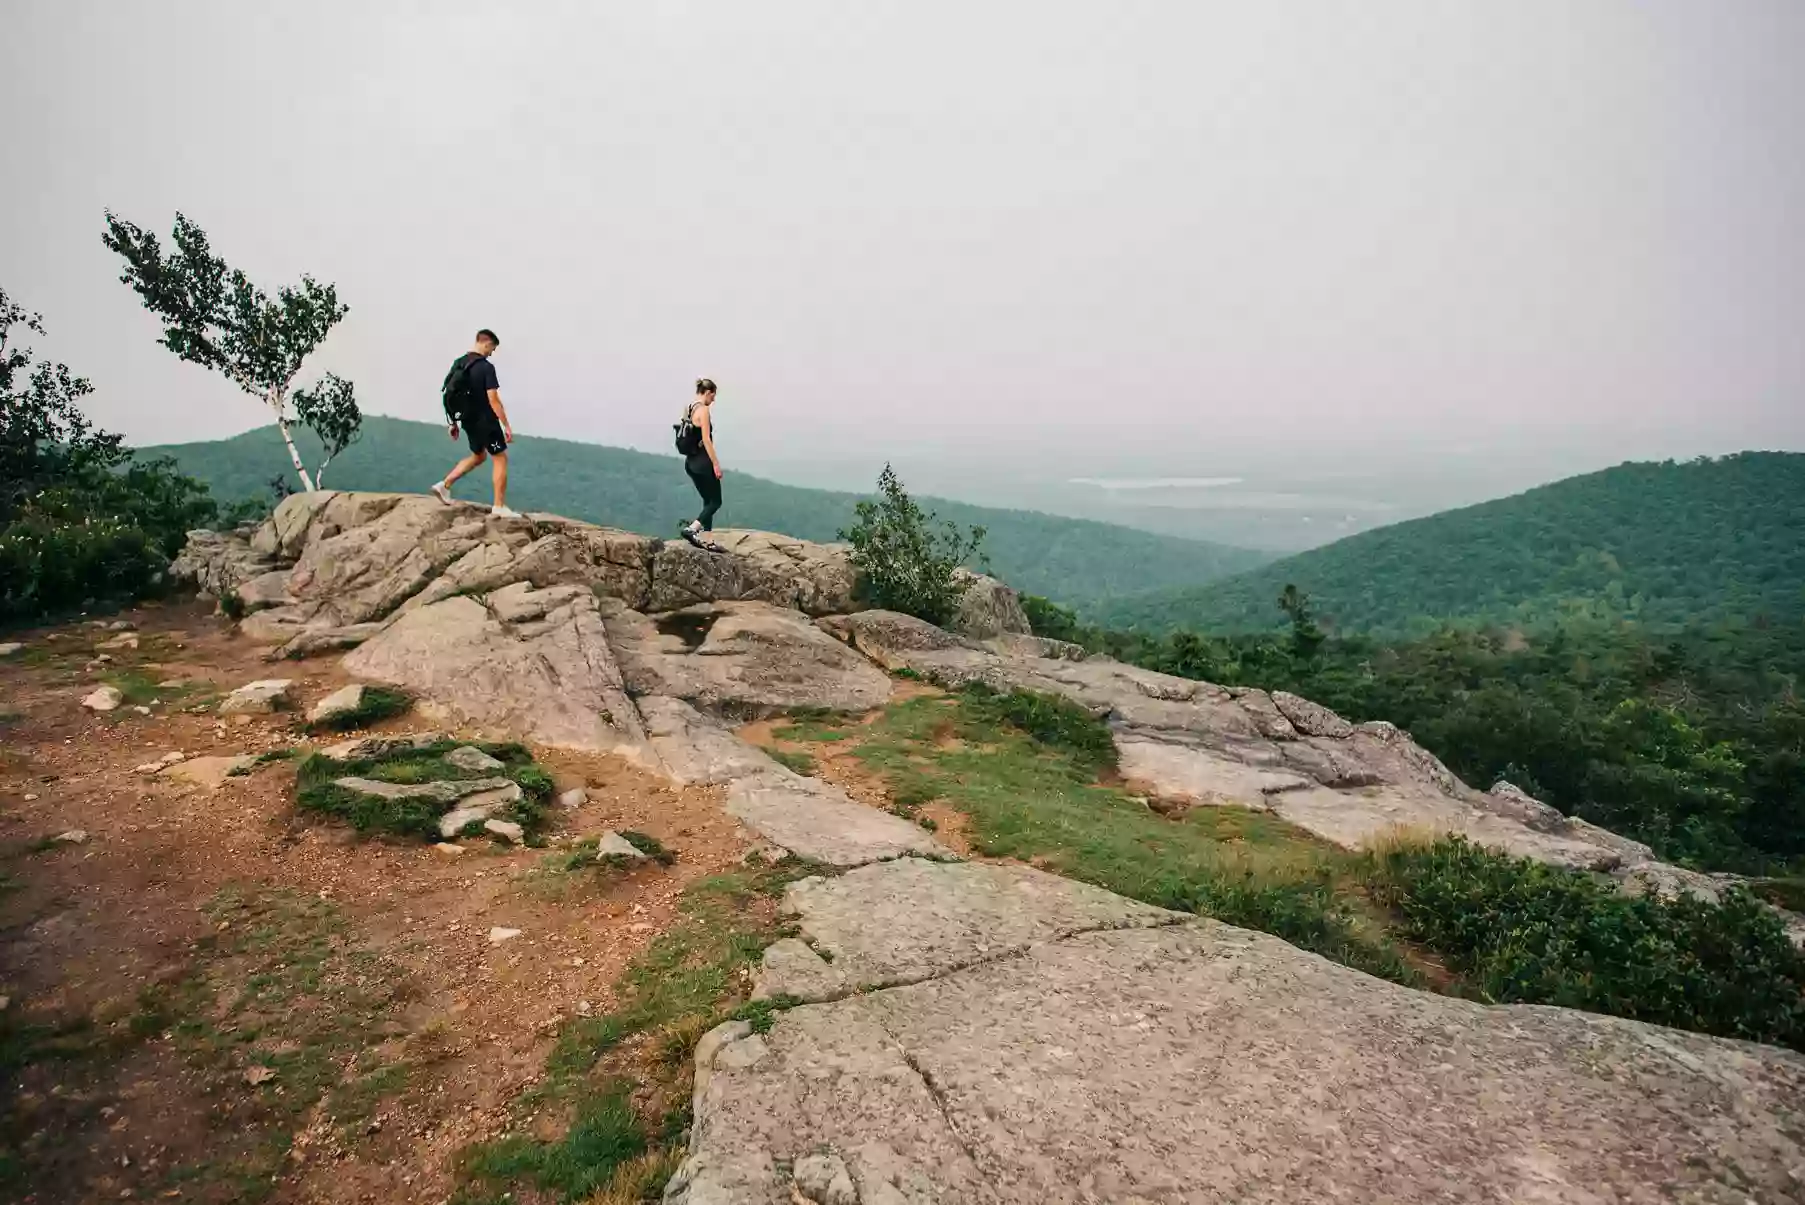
[595,831,649,861]
[244,1065,276,1086]
[630,922,655,934]
[133,762,162,774]
[21,794,37,802]
[53,830,89,845]
[217,679,294,716]
[157,677,189,688]
[431,842,465,856]
[483,818,525,843]
[81,686,123,712]
[488,927,522,945]
[444,746,506,773]
[161,755,257,790]
[558,787,588,809]
[158,751,186,765]
[0,642,23,657]
[131,705,151,716]
[96,633,139,652]
[305,683,367,725]
[106,619,135,631]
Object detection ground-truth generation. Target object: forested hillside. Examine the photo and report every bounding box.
[144,416,1270,608]
[1095,453,1805,635]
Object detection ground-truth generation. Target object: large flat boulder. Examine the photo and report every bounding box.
[339,586,650,760]
[758,858,1180,999]
[673,910,1805,1205]
[606,601,891,717]
[724,772,951,867]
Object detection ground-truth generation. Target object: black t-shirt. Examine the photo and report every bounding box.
[454,353,499,423]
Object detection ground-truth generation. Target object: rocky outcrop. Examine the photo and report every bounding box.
[815,610,1763,896]
[673,857,1805,1205]
[172,493,1029,650]
[603,601,892,717]
[341,584,651,761]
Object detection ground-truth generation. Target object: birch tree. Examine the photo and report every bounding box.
[103,211,360,491]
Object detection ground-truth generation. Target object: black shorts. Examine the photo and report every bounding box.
[463,415,507,456]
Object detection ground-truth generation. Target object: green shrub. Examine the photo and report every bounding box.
[1,285,219,624]
[840,464,985,626]
[0,515,168,623]
[961,683,1118,775]
[1371,836,1805,1049]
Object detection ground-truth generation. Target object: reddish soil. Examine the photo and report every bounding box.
[0,599,745,1204]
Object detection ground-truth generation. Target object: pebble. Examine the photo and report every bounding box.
[53,830,89,845]
[489,927,522,945]
[558,787,587,809]
[432,842,466,857]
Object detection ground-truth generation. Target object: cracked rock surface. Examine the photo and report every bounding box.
[676,919,1805,1205]
[756,858,1182,1000]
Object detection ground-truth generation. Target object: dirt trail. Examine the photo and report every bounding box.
[0,600,744,1204]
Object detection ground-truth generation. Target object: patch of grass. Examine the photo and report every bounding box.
[302,686,413,733]
[772,707,856,744]
[842,693,1415,984]
[768,747,818,776]
[293,740,552,839]
[97,667,164,706]
[458,858,828,1202]
[3,887,412,1201]
[960,682,1118,774]
[1370,836,1805,1049]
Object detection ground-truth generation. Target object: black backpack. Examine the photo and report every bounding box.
[673,404,705,455]
[442,353,483,423]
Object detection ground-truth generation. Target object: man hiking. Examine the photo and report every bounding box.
[431,329,518,517]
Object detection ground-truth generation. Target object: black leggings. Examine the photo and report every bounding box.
[685,454,722,531]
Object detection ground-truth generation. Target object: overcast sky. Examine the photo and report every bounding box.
[4,0,1801,495]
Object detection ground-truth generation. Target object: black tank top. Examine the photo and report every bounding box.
[686,404,715,457]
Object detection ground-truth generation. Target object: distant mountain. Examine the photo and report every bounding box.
[1092,452,1805,635]
[143,416,1272,609]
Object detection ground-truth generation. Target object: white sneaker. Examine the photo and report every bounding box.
[490,505,522,519]
[429,482,452,505]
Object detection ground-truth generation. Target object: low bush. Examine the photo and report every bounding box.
[1370,836,1805,1050]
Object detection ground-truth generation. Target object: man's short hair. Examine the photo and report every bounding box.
[475,328,500,347]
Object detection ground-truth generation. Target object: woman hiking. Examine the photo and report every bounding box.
[677,378,724,551]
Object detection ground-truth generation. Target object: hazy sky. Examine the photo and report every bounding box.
[4,1,1801,496]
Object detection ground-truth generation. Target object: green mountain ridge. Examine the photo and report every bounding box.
[1094,452,1805,636]
[143,415,1272,608]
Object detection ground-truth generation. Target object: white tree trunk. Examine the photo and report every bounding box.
[268,387,317,492]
